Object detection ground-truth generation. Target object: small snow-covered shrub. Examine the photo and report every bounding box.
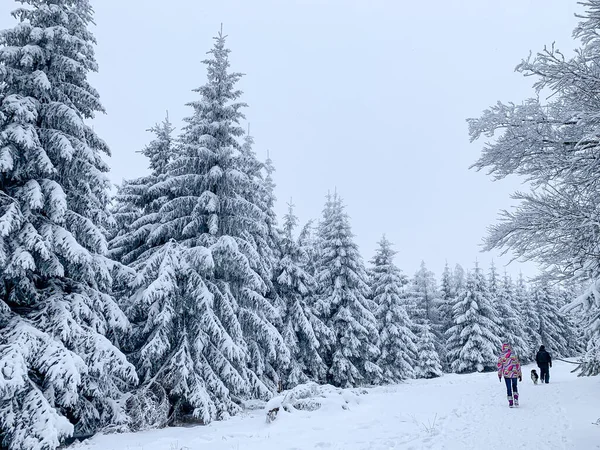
[125,385,170,431]
[265,382,365,422]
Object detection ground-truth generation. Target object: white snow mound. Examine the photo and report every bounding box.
[265,382,366,419]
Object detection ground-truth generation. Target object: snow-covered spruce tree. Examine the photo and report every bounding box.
[532,278,572,358]
[515,273,540,360]
[468,0,600,375]
[297,219,319,277]
[110,115,252,426]
[0,2,137,449]
[274,202,331,388]
[556,282,585,356]
[108,179,143,242]
[314,193,381,387]
[142,115,175,175]
[406,261,444,366]
[187,32,287,392]
[571,286,600,375]
[496,273,530,362]
[109,114,175,267]
[108,118,177,423]
[453,264,466,294]
[487,261,500,309]
[126,239,252,425]
[564,279,599,375]
[446,265,502,373]
[145,30,287,406]
[237,133,279,317]
[262,151,278,234]
[406,261,438,325]
[578,339,600,376]
[414,320,443,379]
[438,262,455,335]
[437,262,455,371]
[369,235,416,382]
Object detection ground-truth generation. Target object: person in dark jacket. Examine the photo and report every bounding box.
[535,345,552,383]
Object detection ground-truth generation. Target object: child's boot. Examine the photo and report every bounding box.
[513,393,519,407]
[507,395,513,408]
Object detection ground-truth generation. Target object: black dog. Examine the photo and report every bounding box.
[531,369,539,385]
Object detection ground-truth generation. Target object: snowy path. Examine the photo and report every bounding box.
[76,362,599,450]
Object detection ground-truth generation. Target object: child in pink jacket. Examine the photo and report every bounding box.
[497,343,522,407]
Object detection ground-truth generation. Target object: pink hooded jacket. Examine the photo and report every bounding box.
[497,343,522,379]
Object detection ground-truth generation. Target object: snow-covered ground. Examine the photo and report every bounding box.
[75,361,598,450]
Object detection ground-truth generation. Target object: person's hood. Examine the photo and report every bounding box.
[539,345,546,351]
[501,343,512,355]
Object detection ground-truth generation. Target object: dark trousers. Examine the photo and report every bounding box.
[504,377,518,397]
[539,364,550,383]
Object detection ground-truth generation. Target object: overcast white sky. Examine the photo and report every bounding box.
[0,0,581,279]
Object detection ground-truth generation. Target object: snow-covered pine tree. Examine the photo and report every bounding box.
[407,261,438,325]
[314,193,381,387]
[453,264,466,294]
[275,201,330,388]
[487,261,500,309]
[154,29,288,399]
[127,239,251,425]
[297,219,319,277]
[230,132,289,385]
[446,264,502,373]
[186,30,287,392]
[237,132,279,313]
[108,118,178,416]
[515,273,539,361]
[569,279,600,375]
[414,320,443,379]
[496,272,529,362]
[556,282,585,357]
[533,278,572,358]
[108,31,290,425]
[110,117,251,425]
[141,114,175,177]
[406,261,444,366]
[438,262,455,334]
[369,235,416,382]
[578,338,600,376]
[108,179,143,242]
[109,114,175,267]
[0,2,137,448]
[263,151,277,232]
[437,262,456,371]
[561,279,596,375]
[564,280,599,375]
[238,130,262,188]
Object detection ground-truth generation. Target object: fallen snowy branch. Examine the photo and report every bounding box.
[554,357,580,365]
